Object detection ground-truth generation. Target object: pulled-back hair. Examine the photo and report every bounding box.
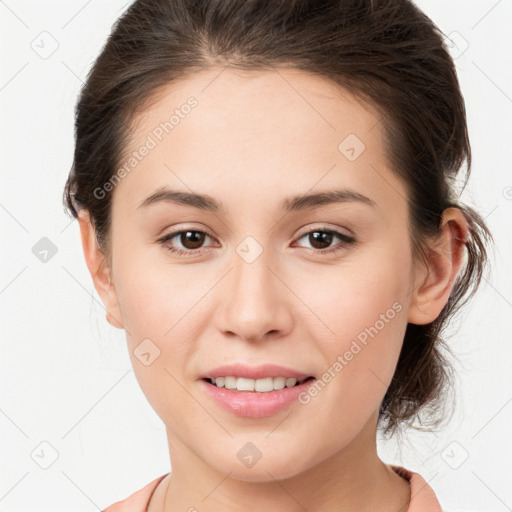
[63,0,494,438]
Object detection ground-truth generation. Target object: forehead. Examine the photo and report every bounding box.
[113,67,407,217]
[131,66,384,143]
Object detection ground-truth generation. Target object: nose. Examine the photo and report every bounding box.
[214,245,294,344]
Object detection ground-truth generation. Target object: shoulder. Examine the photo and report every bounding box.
[390,464,443,511]
[101,473,169,512]
[390,465,481,512]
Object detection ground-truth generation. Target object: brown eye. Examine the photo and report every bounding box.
[307,231,335,250]
[295,228,356,255]
[176,230,206,249]
[158,229,215,256]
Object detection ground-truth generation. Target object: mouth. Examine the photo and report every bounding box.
[200,375,317,418]
[202,375,315,392]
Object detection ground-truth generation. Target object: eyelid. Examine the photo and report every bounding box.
[158,223,352,242]
[158,226,218,246]
[158,223,356,256]
[295,223,354,239]
[158,224,216,239]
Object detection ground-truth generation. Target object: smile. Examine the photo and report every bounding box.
[204,376,313,392]
[200,376,316,418]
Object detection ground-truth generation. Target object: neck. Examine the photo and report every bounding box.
[159,414,411,512]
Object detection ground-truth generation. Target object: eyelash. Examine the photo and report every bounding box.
[157,226,356,257]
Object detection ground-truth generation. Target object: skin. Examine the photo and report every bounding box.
[78,67,468,511]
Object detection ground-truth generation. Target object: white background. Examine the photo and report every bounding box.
[1,1,511,510]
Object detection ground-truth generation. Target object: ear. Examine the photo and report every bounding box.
[78,210,124,330]
[408,207,469,325]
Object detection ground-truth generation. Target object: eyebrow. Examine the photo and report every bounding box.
[137,186,376,213]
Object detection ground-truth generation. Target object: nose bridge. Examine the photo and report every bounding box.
[216,238,292,341]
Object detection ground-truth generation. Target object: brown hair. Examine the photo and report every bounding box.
[62,0,494,439]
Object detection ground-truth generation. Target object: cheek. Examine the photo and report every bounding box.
[113,260,209,428]
[298,247,411,398]
[301,250,410,343]
[113,248,205,341]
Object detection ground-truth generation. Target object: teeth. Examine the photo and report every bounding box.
[211,376,307,392]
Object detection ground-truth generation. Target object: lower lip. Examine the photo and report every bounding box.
[199,378,316,418]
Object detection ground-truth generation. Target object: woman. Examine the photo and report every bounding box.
[62,0,493,510]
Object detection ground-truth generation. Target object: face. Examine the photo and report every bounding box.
[93,67,423,481]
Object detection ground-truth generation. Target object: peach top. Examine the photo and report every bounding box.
[102,465,446,511]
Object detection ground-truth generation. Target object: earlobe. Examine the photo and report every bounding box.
[407,207,469,325]
[77,210,125,330]
[106,311,124,329]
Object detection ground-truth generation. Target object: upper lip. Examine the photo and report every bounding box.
[199,363,314,381]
